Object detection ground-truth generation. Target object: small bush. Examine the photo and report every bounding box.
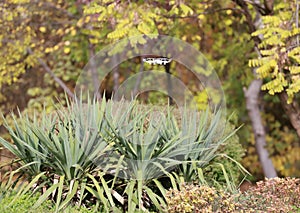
[237,177,300,212]
[202,122,245,187]
[0,192,96,213]
[0,193,53,213]
[166,183,238,213]
[166,178,300,213]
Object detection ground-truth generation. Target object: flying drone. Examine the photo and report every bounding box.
[142,57,172,65]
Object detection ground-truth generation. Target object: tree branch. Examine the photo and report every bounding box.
[27,48,75,99]
[279,92,300,139]
[232,0,261,45]
[263,0,274,15]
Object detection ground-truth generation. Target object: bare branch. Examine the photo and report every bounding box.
[263,0,274,15]
[27,48,75,99]
[279,92,300,139]
[232,0,261,46]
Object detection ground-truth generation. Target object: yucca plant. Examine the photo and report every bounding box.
[99,100,246,211]
[0,96,246,212]
[0,110,52,204]
[0,111,50,177]
[0,97,117,212]
[177,109,248,185]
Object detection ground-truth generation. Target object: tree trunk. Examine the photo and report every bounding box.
[244,79,277,178]
[279,92,300,138]
[234,0,278,178]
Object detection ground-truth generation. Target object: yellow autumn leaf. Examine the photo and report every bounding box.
[71,29,76,36]
[198,14,205,20]
[137,22,151,34]
[77,18,84,27]
[225,19,233,26]
[56,29,64,36]
[85,16,91,23]
[89,38,99,44]
[64,47,71,54]
[195,35,201,41]
[226,9,232,15]
[45,48,52,53]
[180,4,193,16]
[39,26,46,33]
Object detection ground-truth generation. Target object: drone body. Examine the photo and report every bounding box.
[142,57,172,65]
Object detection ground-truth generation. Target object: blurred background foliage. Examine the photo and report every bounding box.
[0,0,300,182]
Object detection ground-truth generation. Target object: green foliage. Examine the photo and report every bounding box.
[1,111,48,176]
[249,1,300,103]
[83,1,199,43]
[0,0,87,116]
[263,112,300,177]
[202,122,245,187]
[0,192,53,213]
[0,191,96,213]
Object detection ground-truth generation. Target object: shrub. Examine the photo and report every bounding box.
[166,183,238,213]
[237,177,300,212]
[166,178,300,213]
[0,192,53,213]
[0,192,97,213]
[202,121,245,187]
